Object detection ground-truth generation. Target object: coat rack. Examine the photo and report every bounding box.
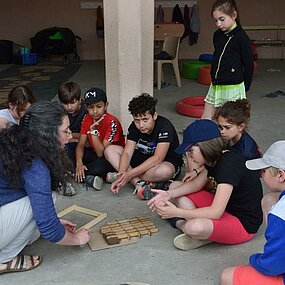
[155,0,197,8]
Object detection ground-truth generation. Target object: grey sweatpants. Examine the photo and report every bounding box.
[0,196,41,263]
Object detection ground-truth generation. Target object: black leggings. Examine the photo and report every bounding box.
[65,142,115,180]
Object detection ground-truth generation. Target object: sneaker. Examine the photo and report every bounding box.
[135,180,172,200]
[137,184,155,200]
[85,175,103,191]
[106,172,118,183]
[166,217,186,228]
[173,234,212,250]
[133,180,148,195]
[58,181,76,196]
[151,180,172,191]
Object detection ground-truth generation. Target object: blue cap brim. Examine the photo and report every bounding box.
[175,143,192,154]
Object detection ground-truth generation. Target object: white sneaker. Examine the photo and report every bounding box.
[173,234,212,250]
[93,176,103,191]
[106,172,118,183]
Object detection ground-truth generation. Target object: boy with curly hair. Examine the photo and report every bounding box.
[105,93,182,199]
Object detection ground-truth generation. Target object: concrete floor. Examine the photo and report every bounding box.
[1,59,285,285]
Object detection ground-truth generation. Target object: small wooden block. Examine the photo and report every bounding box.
[102,232,120,245]
[88,228,137,251]
[117,233,130,239]
[149,228,159,233]
[138,229,150,235]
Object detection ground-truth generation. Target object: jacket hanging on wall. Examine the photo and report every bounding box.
[181,4,190,41]
[96,5,104,38]
[155,4,164,24]
[172,4,183,23]
[189,4,200,45]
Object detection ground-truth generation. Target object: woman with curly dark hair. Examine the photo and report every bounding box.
[0,101,90,275]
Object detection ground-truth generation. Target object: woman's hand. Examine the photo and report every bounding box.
[75,228,90,245]
[60,218,76,233]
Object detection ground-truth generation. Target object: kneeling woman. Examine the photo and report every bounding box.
[149,119,263,250]
[0,102,90,275]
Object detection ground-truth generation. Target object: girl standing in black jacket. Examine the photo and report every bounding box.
[201,0,254,119]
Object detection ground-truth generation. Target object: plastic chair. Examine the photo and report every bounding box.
[154,36,181,90]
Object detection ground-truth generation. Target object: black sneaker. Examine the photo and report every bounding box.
[151,180,173,191]
[136,180,172,200]
[133,180,148,195]
[137,184,155,200]
[167,217,185,228]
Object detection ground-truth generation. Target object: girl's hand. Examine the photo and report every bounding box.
[182,171,195,183]
[148,190,171,212]
[155,200,179,219]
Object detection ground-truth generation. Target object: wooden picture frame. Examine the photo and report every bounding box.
[57,204,107,230]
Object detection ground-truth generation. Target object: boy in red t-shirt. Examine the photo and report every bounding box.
[75,87,125,190]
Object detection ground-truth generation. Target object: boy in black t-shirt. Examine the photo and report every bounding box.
[58,81,88,178]
[58,81,87,142]
[105,93,182,198]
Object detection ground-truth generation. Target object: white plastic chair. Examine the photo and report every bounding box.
[154,36,181,90]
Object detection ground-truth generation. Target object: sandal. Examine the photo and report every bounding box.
[0,254,42,275]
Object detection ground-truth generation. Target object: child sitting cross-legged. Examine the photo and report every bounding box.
[74,87,125,190]
[148,119,263,250]
[57,82,88,196]
[221,141,285,285]
[104,93,182,199]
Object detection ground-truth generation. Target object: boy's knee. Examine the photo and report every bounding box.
[104,145,120,159]
[155,163,175,179]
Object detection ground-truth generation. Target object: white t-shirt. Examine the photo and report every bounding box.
[0,109,17,128]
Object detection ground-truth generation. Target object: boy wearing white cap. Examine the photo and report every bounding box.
[221,140,285,285]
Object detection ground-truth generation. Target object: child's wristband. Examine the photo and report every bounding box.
[193,168,200,176]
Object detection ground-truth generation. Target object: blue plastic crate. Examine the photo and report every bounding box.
[22,53,37,65]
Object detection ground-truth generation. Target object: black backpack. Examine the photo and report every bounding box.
[30,27,81,62]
